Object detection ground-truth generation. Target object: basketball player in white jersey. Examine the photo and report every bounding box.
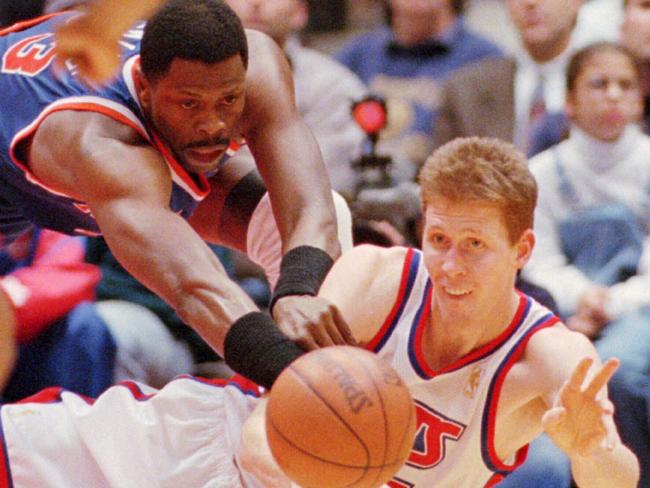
[0,137,638,488]
[242,136,640,487]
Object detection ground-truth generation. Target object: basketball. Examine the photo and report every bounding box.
[265,346,416,488]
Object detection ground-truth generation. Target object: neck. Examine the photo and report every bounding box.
[391,10,455,46]
[424,290,520,371]
[525,35,570,64]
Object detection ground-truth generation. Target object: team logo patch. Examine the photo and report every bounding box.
[2,33,57,76]
[406,400,466,469]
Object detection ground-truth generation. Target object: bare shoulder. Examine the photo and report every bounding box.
[240,29,294,128]
[517,323,599,396]
[320,245,410,343]
[30,109,167,203]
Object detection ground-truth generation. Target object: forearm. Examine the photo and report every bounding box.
[571,443,639,488]
[97,208,257,356]
[251,121,341,259]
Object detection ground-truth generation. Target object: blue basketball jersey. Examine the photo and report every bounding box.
[0,13,229,245]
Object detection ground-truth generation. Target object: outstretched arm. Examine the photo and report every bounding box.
[543,356,639,487]
[528,330,640,488]
[28,110,258,357]
[54,0,164,84]
[237,31,354,349]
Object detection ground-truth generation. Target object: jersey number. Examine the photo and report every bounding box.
[2,33,57,76]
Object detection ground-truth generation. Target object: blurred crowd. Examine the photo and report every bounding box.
[2,0,650,486]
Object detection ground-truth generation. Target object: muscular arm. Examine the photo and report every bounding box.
[239,30,340,259]
[28,110,258,356]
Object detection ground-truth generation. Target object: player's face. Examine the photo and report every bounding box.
[622,0,650,61]
[139,55,247,174]
[566,50,642,142]
[421,197,532,327]
[226,0,306,42]
[506,0,581,51]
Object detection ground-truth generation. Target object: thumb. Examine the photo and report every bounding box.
[542,406,566,431]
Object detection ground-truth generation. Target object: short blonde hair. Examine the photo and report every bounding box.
[419,137,537,244]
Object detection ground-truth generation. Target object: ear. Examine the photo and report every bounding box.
[565,92,576,120]
[290,0,309,31]
[134,64,152,112]
[514,229,535,269]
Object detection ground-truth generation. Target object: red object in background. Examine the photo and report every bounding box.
[352,96,387,135]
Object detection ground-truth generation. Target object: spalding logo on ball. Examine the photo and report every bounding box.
[266,346,416,488]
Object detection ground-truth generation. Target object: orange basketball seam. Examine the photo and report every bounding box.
[267,414,406,470]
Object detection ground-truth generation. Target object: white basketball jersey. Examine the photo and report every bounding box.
[369,249,559,488]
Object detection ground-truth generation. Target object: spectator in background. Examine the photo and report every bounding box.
[434,0,588,157]
[621,0,650,132]
[0,229,190,403]
[226,0,367,197]
[335,0,502,176]
[522,41,650,487]
[527,0,648,155]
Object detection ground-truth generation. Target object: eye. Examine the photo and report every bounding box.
[468,238,485,250]
[181,99,199,110]
[587,78,607,90]
[222,94,239,106]
[619,79,637,91]
[429,232,448,248]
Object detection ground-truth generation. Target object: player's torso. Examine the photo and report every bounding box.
[367,249,559,488]
[0,13,211,243]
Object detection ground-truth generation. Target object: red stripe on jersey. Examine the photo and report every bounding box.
[412,293,529,378]
[9,100,149,198]
[483,315,559,472]
[14,386,94,405]
[0,13,64,36]
[0,417,12,488]
[366,248,415,351]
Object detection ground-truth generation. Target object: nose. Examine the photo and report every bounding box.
[195,113,227,140]
[605,82,623,100]
[441,247,465,277]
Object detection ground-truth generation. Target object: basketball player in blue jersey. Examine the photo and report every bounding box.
[0,137,638,488]
[0,0,355,391]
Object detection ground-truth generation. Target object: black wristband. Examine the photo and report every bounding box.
[269,245,334,313]
[224,311,305,389]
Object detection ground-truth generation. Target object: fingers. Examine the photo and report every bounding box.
[584,358,619,399]
[330,306,358,346]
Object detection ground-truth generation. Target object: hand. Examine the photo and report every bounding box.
[576,286,611,326]
[54,14,121,86]
[566,312,605,339]
[543,357,619,457]
[0,288,17,391]
[271,295,357,350]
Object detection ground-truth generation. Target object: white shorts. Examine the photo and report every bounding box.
[1,376,262,488]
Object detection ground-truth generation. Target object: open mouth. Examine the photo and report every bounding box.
[443,287,472,297]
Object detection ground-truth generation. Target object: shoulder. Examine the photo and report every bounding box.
[335,28,390,60]
[453,23,504,58]
[320,245,411,342]
[444,56,515,88]
[324,244,408,290]
[521,323,598,395]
